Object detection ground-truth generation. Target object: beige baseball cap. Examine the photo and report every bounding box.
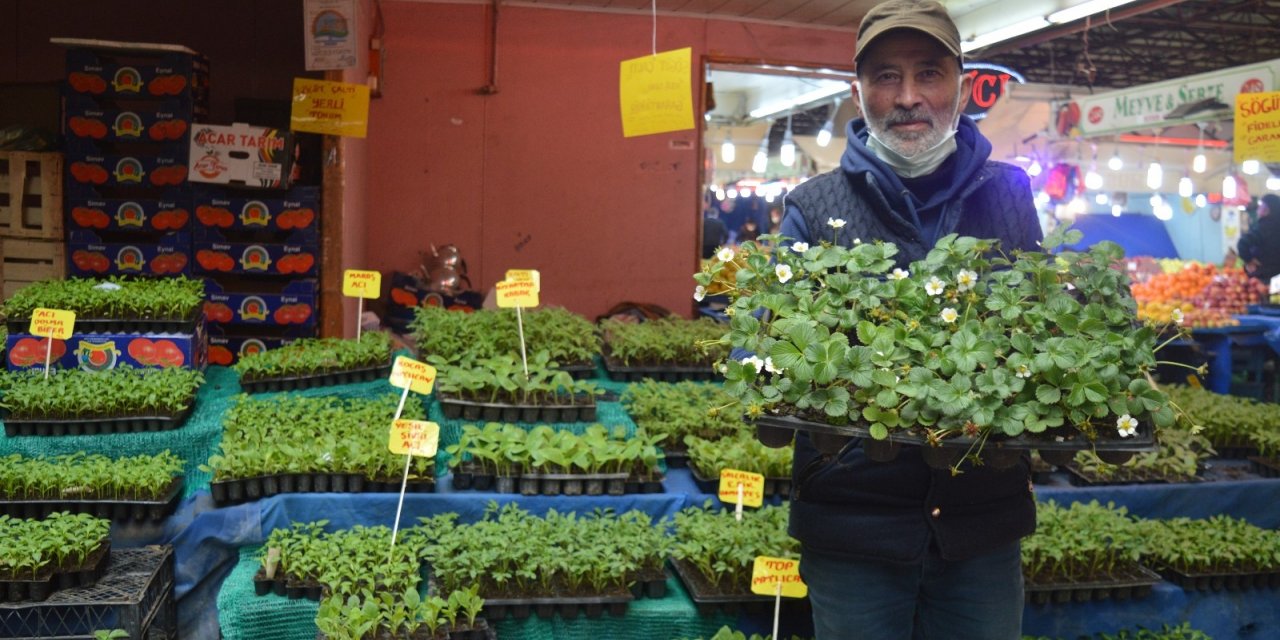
[855,0,963,65]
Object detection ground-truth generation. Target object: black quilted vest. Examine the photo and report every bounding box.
[783,161,1043,564]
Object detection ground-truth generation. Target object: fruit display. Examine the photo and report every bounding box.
[1132,262,1266,327]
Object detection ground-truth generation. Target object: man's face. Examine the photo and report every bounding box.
[853,29,972,158]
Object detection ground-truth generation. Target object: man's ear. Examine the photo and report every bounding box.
[851,80,863,116]
[956,71,974,116]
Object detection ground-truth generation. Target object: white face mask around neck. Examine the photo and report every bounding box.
[858,78,964,179]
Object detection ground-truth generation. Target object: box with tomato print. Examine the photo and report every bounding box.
[64,96,194,146]
[67,231,192,277]
[59,40,209,112]
[206,330,304,367]
[203,279,317,328]
[66,153,188,190]
[192,186,318,234]
[193,236,317,277]
[66,193,193,233]
[6,328,207,372]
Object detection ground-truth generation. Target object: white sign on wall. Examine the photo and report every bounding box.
[303,0,358,71]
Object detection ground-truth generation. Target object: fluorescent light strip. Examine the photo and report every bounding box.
[1048,0,1136,24]
[960,17,1049,52]
[749,84,849,120]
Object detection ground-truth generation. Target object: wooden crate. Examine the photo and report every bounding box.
[0,237,66,299]
[0,151,64,239]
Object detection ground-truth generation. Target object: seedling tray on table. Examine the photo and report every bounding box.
[5,311,200,335]
[688,464,791,500]
[451,470,661,496]
[1023,564,1162,604]
[2,406,194,437]
[670,558,809,616]
[753,414,1157,470]
[437,394,597,423]
[481,591,633,621]
[1156,565,1280,592]
[1063,465,1200,486]
[239,361,393,393]
[0,540,111,603]
[1247,456,1280,478]
[0,477,183,522]
[601,353,718,383]
[211,473,434,506]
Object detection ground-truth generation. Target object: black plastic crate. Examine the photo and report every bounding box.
[0,546,175,639]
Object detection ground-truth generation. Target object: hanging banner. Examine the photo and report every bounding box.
[619,47,694,138]
[1052,59,1280,138]
[303,0,359,70]
[291,78,370,138]
[962,63,1024,121]
[1235,91,1280,163]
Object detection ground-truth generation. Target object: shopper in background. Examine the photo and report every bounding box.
[737,218,761,242]
[778,1,1040,638]
[1238,193,1280,284]
[702,208,729,259]
[767,205,784,233]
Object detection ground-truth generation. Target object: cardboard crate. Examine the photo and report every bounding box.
[0,151,64,239]
[0,237,66,299]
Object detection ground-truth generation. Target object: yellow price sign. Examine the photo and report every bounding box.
[619,47,694,138]
[388,420,440,457]
[389,356,437,395]
[718,468,764,508]
[505,269,541,293]
[495,279,539,308]
[343,269,382,299]
[750,556,807,598]
[290,78,370,138]
[29,308,76,340]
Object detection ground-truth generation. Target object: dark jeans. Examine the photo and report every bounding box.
[799,541,1023,640]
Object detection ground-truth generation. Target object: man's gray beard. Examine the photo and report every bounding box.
[859,90,961,158]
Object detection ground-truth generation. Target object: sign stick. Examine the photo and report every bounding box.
[735,482,745,522]
[516,306,529,378]
[43,341,53,380]
[772,579,782,640]
[356,298,364,341]
[386,384,413,562]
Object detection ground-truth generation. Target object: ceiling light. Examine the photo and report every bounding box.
[780,117,796,167]
[1154,201,1173,220]
[748,84,849,120]
[726,188,738,199]
[1268,176,1280,191]
[752,134,769,174]
[1242,159,1260,175]
[1035,191,1050,206]
[1146,161,1163,190]
[1085,170,1103,190]
[1223,175,1237,199]
[1048,0,1140,25]
[816,99,841,148]
[1107,150,1123,171]
[961,17,1049,53]
[1192,152,1206,174]
[741,186,754,198]
[1028,159,1042,177]
[1178,175,1193,198]
[1195,193,1207,207]
[720,135,735,164]
[1111,204,1122,216]
[1095,193,1109,205]
[714,188,725,201]
[1068,197,1087,215]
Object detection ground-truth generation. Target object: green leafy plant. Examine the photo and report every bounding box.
[1138,515,1280,575]
[411,306,599,368]
[92,630,129,640]
[0,366,202,420]
[684,628,811,640]
[1022,500,1147,583]
[0,451,183,501]
[670,503,798,594]
[2,276,204,321]
[621,380,748,451]
[203,394,431,483]
[698,228,1179,471]
[233,331,392,381]
[1161,385,1280,453]
[1071,427,1214,483]
[431,351,600,407]
[602,316,728,367]
[0,512,111,581]
[447,423,664,481]
[685,433,793,479]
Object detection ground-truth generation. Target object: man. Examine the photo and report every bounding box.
[1237,193,1280,283]
[779,1,1042,638]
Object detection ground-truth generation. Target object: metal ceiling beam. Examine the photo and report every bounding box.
[975,0,1192,56]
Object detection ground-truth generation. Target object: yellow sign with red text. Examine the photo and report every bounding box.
[343,269,382,299]
[28,308,75,340]
[389,356,437,395]
[495,279,539,308]
[718,469,764,508]
[750,556,807,598]
[1235,91,1280,163]
[504,269,541,293]
[290,78,370,138]
[388,420,440,457]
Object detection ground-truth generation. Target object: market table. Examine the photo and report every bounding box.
[1170,321,1272,394]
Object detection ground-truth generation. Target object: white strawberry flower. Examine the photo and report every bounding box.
[1015,364,1032,379]
[1171,308,1184,325]
[764,357,783,374]
[716,247,735,263]
[827,217,846,229]
[956,269,978,292]
[1116,414,1139,438]
[693,285,706,302]
[925,277,946,296]
[791,242,809,253]
[853,238,862,244]
[775,264,794,283]
[939,307,958,324]
[889,268,910,280]
[742,355,765,374]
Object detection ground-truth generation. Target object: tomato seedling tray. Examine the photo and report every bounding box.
[1,405,194,437]
[601,353,719,383]
[210,473,434,507]
[0,540,110,603]
[1023,563,1161,605]
[5,310,201,335]
[239,361,393,393]
[437,394,597,423]
[451,471,662,496]
[0,477,182,522]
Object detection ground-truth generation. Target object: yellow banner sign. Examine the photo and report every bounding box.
[343,269,382,299]
[504,269,541,293]
[619,47,694,138]
[495,279,539,308]
[291,78,370,138]
[29,308,76,340]
[389,356,437,395]
[388,419,440,457]
[718,468,764,508]
[1235,91,1280,163]
[750,556,808,598]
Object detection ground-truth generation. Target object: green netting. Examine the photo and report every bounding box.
[218,545,734,640]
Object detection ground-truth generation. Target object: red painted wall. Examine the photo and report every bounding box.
[367,2,854,319]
